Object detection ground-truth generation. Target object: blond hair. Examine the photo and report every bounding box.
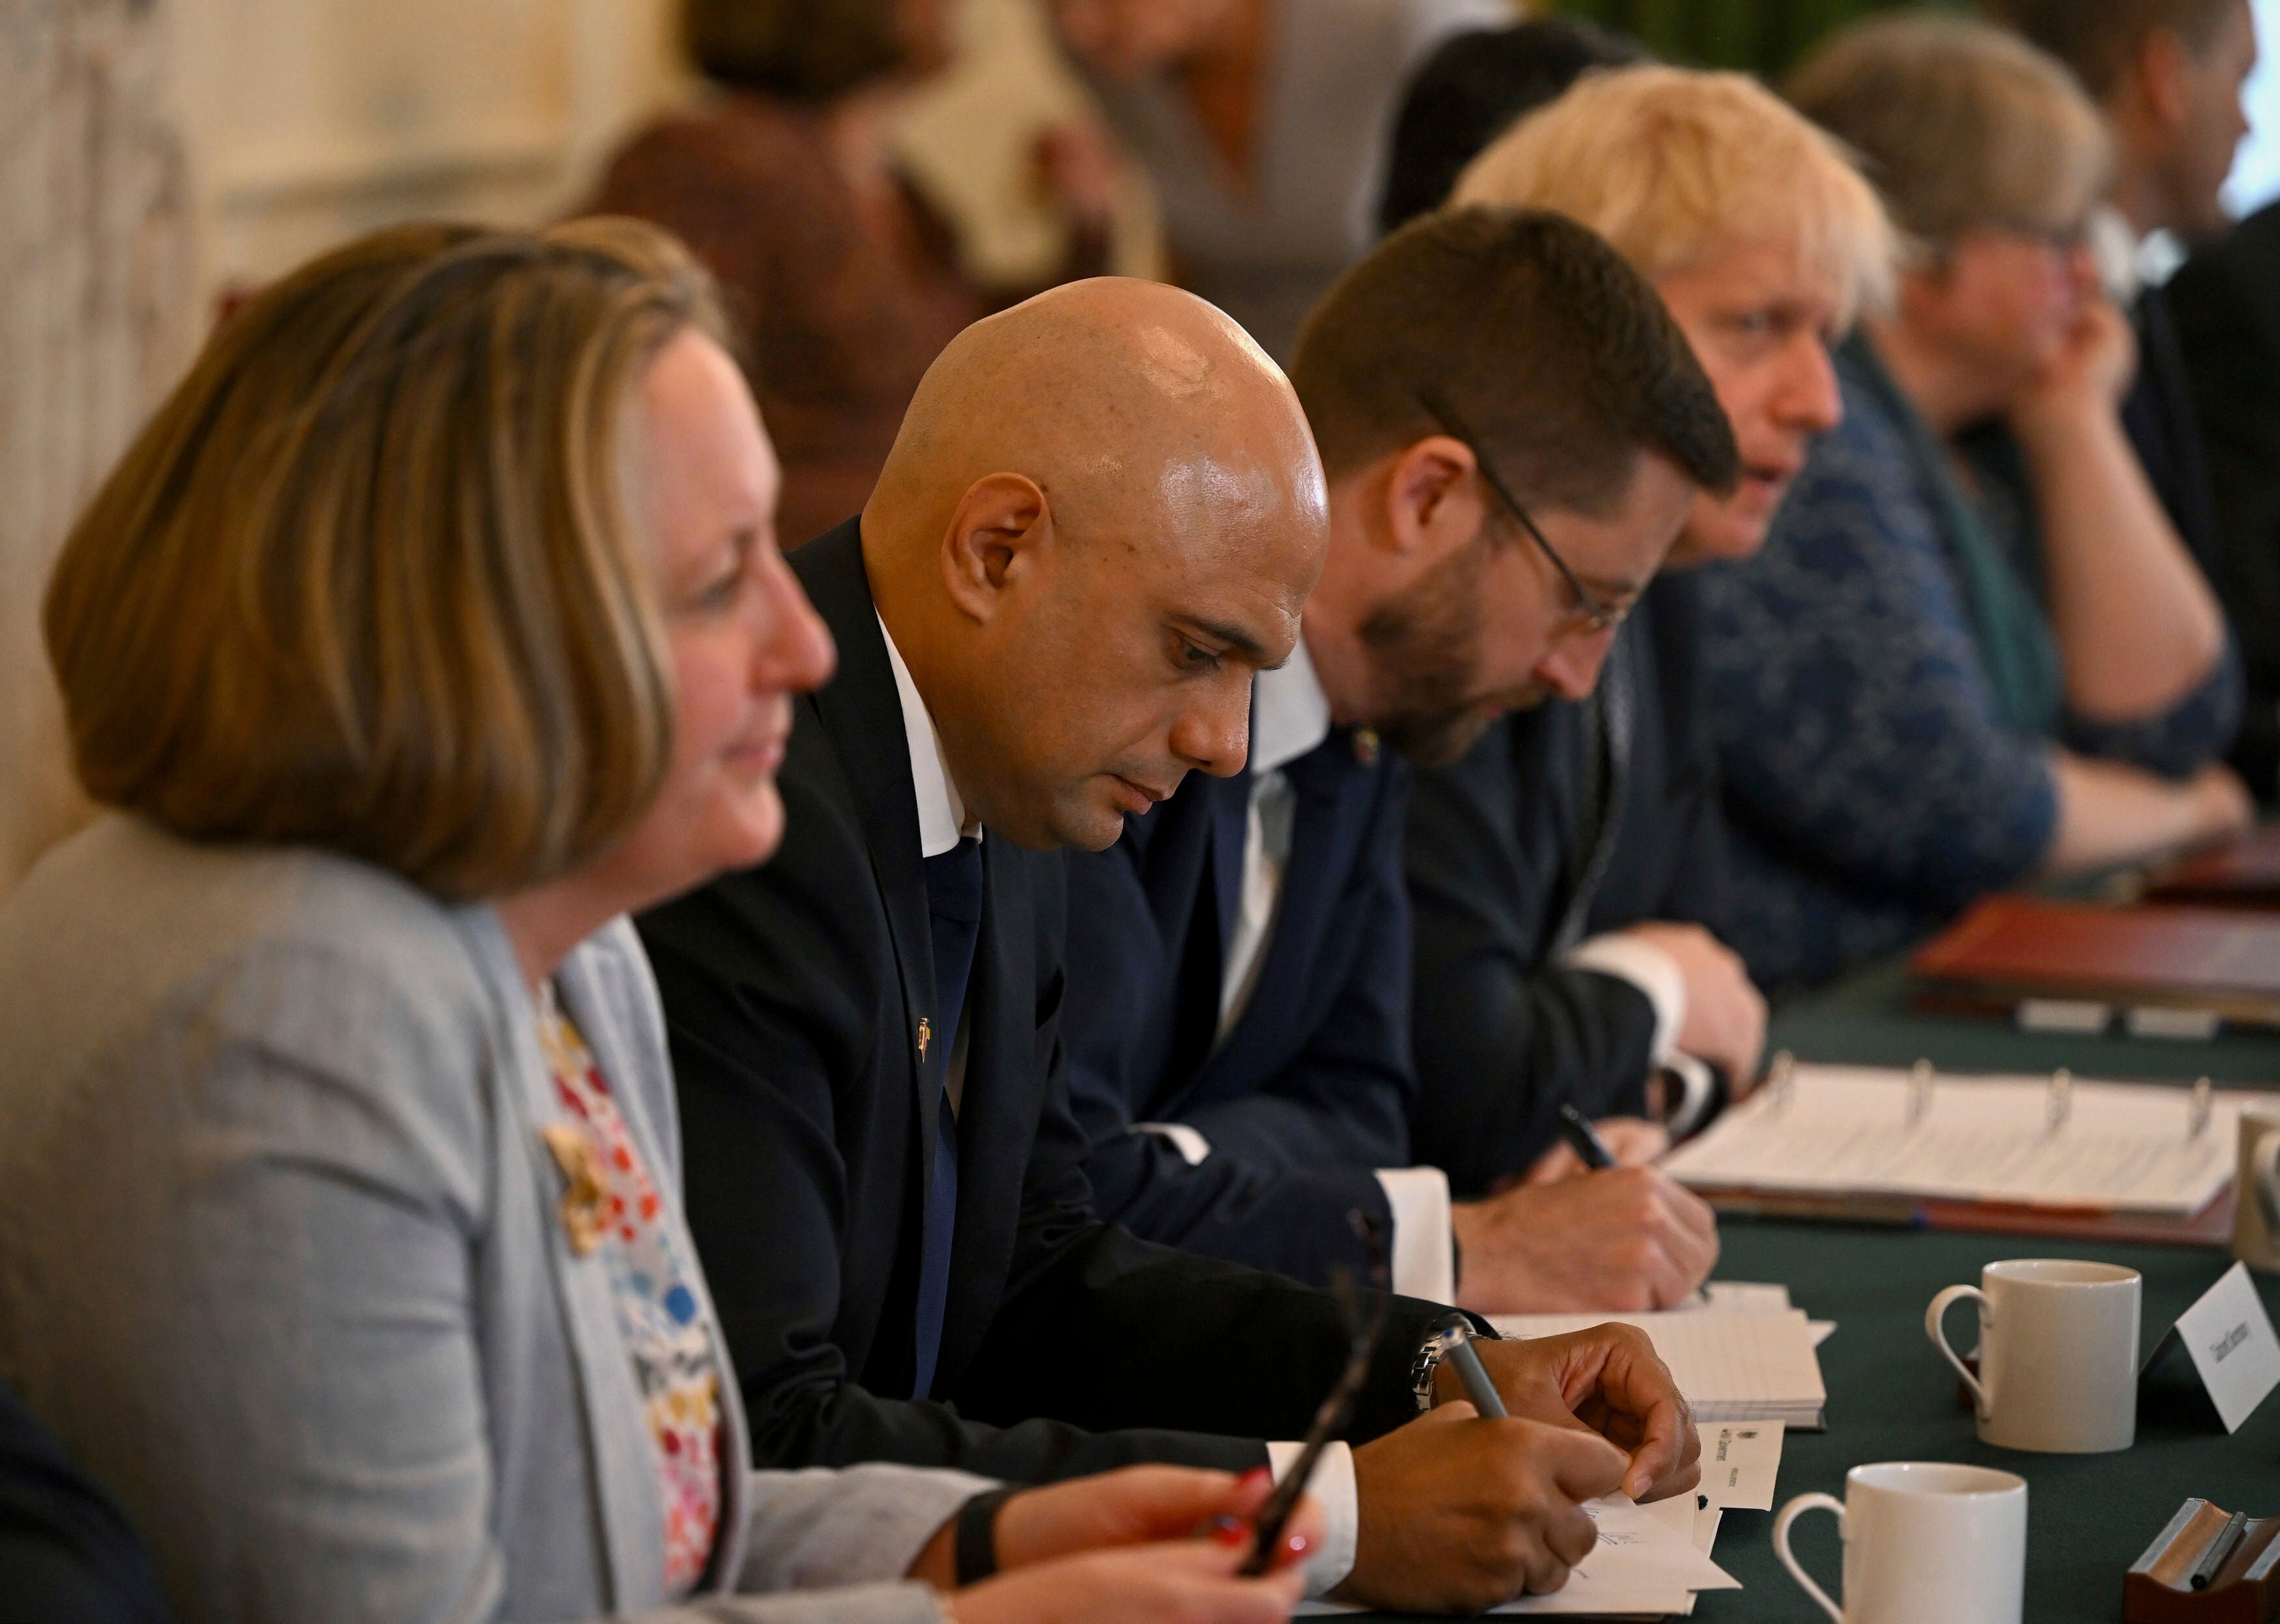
[1453,63,1896,324]
[44,218,728,902]
[1786,15,2113,254]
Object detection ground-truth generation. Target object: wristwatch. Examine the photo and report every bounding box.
[1409,1311,1500,1412]
[953,1486,1019,1585]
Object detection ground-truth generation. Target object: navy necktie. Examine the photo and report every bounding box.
[912,836,984,1399]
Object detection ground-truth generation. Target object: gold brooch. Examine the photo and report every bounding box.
[917,1016,932,1062]
[541,1123,610,1257]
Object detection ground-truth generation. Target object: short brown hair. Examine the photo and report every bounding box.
[685,0,907,100]
[1290,206,1738,515]
[44,218,727,902]
[1787,16,2111,251]
[1984,0,2244,99]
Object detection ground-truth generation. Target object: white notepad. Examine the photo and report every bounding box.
[1661,1063,2273,1214]
[1487,1309,1827,1430]
[1294,1493,1736,1616]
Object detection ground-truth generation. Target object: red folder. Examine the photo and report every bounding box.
[1909,895,2280,1028]
[2145,826,2280,907]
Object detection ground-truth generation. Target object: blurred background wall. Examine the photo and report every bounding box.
[3,0,2274,890]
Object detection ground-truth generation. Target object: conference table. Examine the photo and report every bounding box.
[1367,954,2280,1622]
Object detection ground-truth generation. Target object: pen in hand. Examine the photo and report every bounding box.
[1556,1104,1617,1171]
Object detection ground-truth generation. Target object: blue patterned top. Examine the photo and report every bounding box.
[1695,338,2242,992]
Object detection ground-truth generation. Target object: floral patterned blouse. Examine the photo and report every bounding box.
[537,984,725,1595]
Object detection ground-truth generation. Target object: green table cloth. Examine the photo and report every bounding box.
[1355,956,2280,1619]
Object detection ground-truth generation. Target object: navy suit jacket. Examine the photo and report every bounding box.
[2171,202,2280,799]
[1061,722,1420,1290]
[642,520,1453,1481]
[0,1380,165,1624]
[1404,575,1725,1196]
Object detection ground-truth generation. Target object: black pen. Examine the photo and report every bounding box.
[1557,1104,1617,1171]
[2190,1511,2249,1590]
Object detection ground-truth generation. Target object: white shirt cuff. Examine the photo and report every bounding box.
[1373,1166,1455,1305]
[1131,1122,1211,1167]
[1266,1438,1356,1595]
[1562,932,1687,1066]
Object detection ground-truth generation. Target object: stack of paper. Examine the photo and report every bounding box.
[1489,1307,1827,1430]
[1296,1493,1739,1617]
[1662,1062,2258,1214]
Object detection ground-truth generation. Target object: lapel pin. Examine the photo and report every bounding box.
[541,1123,609,1257]
[917,1016,932,1063]
[1352,728,1381,767]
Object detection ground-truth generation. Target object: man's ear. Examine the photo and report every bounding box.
[939,472,1052,623]
[1384,435,1487,558]
[2137,27,2192,134]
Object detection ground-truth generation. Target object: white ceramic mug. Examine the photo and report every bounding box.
[2234,1108,2280,1273]
[1773,1462,2027,1624]
[1926,1259,2140,1453]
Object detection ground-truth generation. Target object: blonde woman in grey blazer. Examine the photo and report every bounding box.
[0,220,1314,1624]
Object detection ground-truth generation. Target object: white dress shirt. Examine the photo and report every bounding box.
[1139,636,1455,1310]
[879,618,1359,1591]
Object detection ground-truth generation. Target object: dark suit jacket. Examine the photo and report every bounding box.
[1404,574,1728,1197]
[1060,724,1419,1290]
[0,1381,165,1624]
[2171,202,2280,800]
[2123,283,2219,579]
[639,520,1449,1483]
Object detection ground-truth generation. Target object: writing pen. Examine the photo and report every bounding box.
[1556,1103,1617,1171]
[2190,1510,2249,1590]
[1445,1332,1508,1419]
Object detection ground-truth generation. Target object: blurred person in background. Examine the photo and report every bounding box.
[1376,14,1644,236]
[2172,198,2280,799]
[1988,0,2264,780]
[0,217,1320,1624]
[1410,66,1891,1191]
[593,0,1118,548]
[1051,0,1504,362]
[1689,16,2247,993]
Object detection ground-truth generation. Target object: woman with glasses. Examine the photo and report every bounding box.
[1693,16,2249,991]
[0,218,1315,1624]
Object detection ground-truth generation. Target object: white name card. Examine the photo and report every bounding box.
[2148,1261,2280,1433]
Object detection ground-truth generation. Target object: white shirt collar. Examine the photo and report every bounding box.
[877,613,978,857]
[1249,630,1333,779]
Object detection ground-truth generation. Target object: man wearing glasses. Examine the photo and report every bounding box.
[1057,205,1738,1315]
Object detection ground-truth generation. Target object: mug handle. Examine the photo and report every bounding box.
[1926,1284,1992,1414]
[2256,1126,2280,1234]
[1773,1492,1847,1623]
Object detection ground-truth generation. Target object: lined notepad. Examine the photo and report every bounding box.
[1487,1309,1827,1430]
[1662,1063,2267,1215]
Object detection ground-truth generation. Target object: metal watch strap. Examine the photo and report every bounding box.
[953,1486,1019,1586]
[1411,1311,1489,1412]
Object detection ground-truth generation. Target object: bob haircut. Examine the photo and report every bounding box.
[685,0,907,102]
[44,217,730,903]
[1786,15,2113,258]
[1453,63,1897,326]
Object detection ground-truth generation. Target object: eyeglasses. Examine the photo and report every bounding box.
[1414,388,1631,634]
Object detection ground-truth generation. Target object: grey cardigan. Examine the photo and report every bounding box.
[0,816,984,1623]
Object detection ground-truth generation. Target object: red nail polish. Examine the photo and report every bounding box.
[1209,1515,1249,1548]
[1283,1533,1312,1563]
[1238,1465,1272,1489]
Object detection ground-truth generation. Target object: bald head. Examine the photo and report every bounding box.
[861,278,1329,851]
[870,278,1324,563]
